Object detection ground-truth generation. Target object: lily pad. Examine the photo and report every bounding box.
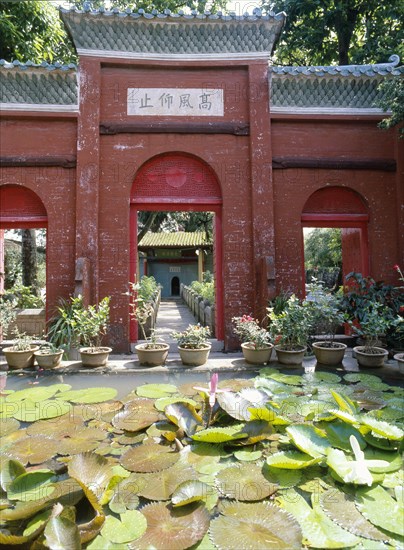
[129,502,210,550]
[137,462,197,501]
[355,485,404,536]
[278,489,360,549]
[210,500,302,549]
[359,416,404,440]
[112,399,161,432]
[286,424,330,458]
[234,449,263,462]
[44,504,81,550]
[324,421,366,451]
[268,373,303,386]
[68,452,115,510]
[154,396,198,412]
[5,386,62,403]
[108,474,141,514]
[191,426,247,444]
[120,442,179,473]
[215,463,278,501]
[217,392,252,421]
[136,383,178,399]
[57,387,118,404]
[13,399,72,422]
[8,469,55,501]
[101,509,147,543]
[171,480,212,506]
[320,489,388,541]
[7,435,60,465]
[266,451,322,469]
[303,371,341,384]
[0,417,20,437]
[165,402,203,436]
[0,457,26,491]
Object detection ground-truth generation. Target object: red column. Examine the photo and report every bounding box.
[0,229,4,293]
[248,62,276,319]
[75,57,101,304]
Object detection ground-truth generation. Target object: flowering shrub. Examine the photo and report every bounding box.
[172,324,211,349]
[349,301,395,352]
[232,315,272,350]
[268,295,313,350]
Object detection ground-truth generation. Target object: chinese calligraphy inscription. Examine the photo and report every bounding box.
[127,88,224,116]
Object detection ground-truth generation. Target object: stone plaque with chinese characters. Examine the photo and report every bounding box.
[127,88,224,116]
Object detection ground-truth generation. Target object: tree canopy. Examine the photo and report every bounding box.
[266,0,404,66]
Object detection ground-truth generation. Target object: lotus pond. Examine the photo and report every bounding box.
[0,367,403,549]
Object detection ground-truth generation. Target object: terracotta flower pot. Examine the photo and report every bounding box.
[393,353,404,374]
[3,345,40,370]
[274,345,307,366]
[79,347,112,367]
[135,343,169,366]
[241,342,273,365]
[353,346,388,368]
[34,350,63,369]
[178,344,211,366]
[312,342,347,366]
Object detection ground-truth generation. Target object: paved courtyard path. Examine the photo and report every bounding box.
[153,298,223,352]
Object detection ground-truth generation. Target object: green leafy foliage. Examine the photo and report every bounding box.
[266,0,404,66]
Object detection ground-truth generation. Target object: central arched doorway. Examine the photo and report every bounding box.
[130,152,223,341]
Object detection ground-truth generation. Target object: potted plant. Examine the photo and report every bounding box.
[305,280,347,366]
[34,342,64,369]
[268,295,312,366]
[73,296,112,367]
[129,282,169,366]
[232,315,273,365]
[172,324,211,366]
[350,301,394,368]
[47,296,84,360]
[3,330,40,370]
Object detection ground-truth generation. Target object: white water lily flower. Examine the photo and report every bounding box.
[343,435,389,486]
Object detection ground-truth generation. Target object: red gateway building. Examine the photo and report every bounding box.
[0,6,403,351]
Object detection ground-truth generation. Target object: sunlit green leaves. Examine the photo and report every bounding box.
[101,510,147,544]
[286,424,330,458]
[191,426,247,443]
[266,451,322,469]
[8,470,55,501]
[355,485,404,536]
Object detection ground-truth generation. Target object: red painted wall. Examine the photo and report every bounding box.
[1,61,402,351]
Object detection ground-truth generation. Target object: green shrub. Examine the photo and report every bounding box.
[2,284,45,309]
[190,273,215,304]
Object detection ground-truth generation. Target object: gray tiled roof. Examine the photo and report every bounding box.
[0,60,77,105]
[60,8,286,55]
[270,55,403,109]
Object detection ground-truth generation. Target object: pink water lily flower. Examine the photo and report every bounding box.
[194,373,230,408]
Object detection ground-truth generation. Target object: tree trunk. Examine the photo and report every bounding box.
[335,7,359,65]
[21,229,38,294]
[137,212,158,242]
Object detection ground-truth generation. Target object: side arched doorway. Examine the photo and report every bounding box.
[130,153,223,341]
[0,183,48,299]
[301,186,369,291]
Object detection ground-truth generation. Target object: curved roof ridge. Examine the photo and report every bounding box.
[0,59,77,72]
[59,4,286,23]
[271,55,403,77]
